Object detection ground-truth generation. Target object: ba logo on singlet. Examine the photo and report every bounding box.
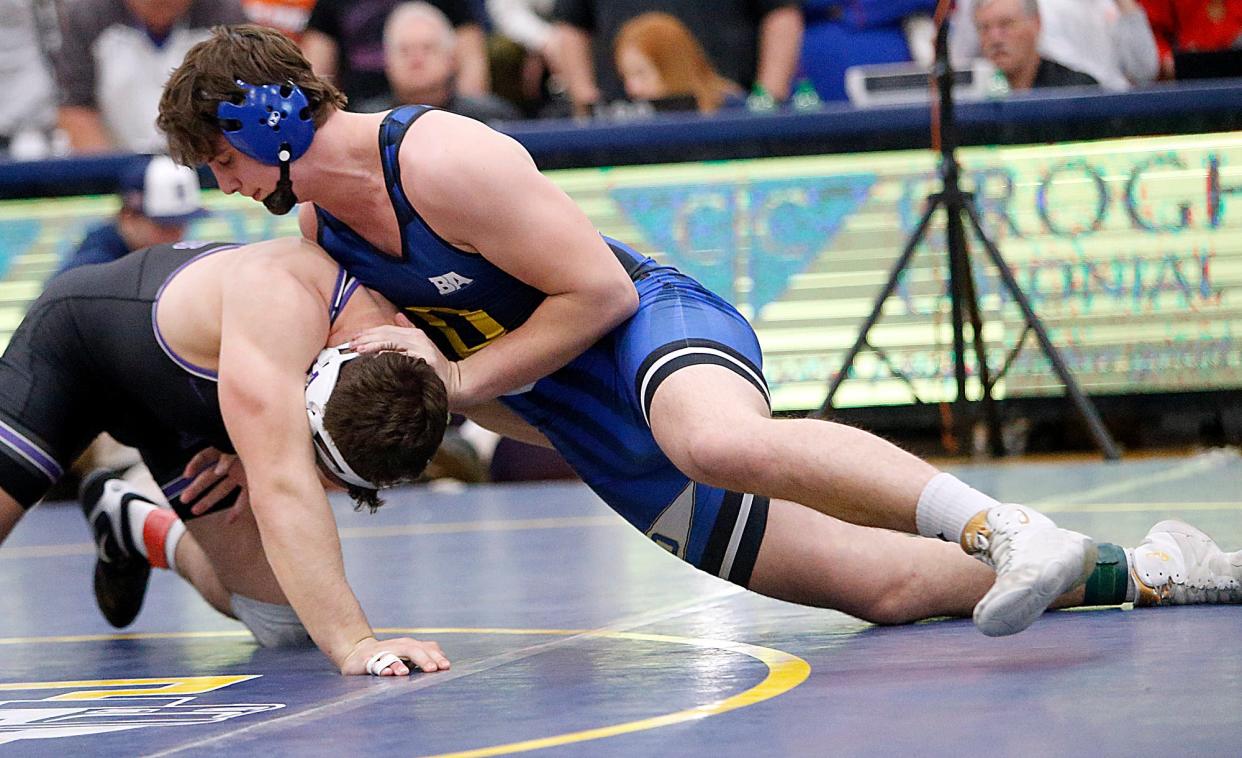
[429,272,474,295]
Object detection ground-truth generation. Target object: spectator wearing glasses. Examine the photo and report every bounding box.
[973,0,1100,90]
[952,0,1156,90]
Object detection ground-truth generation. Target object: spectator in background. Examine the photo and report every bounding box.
[551,0,803,117]
[1139,0,1242,78]
[486,0,563,116]
[53,0,246,154]
[355,2,521,123]
[55,155,208,277]
[974,0,1099,90]
[241,0,317,42]
[800,0,938,103]
[613,12,744,114]
[300,0,490,105]
[0,0,60,160]
[951,0,1157,90]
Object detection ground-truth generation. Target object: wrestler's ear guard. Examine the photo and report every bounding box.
[305,344,378,490]
[217,80,315,166]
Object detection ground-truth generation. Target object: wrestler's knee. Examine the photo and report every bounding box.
[668,433,764,491]
[854,569,927,626]
[229,594,314,648]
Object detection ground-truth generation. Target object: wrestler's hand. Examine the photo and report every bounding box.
[352,313,462,401]
[183,448,251,522]
[341,636,451,676]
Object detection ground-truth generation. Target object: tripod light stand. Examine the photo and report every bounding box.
[813,0,1120,460]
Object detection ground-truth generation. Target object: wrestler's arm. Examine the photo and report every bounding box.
[386,114,639,408]
[217,260,447,675]
[463,400,553,449]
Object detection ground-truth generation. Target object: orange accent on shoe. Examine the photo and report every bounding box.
[141,508,178,570]
[1131,565,1167,606]
[960,510,990,553]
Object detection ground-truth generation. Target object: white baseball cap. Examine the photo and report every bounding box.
[120,155,209,226]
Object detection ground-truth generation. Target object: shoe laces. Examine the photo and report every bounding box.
[977,506,1053,574]
[1139,534,1242,604]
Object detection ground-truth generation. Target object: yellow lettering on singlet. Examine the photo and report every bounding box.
[404,306,506,357]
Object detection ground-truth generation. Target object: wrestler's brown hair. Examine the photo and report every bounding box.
[158,24,347,166]
[323,352,449,511]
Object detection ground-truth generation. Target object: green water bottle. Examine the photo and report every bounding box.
[987,68,1011,99]
[746,84,776,113]
[792,78,821,112]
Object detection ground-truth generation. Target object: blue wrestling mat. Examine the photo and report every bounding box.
[1,451,1240,756]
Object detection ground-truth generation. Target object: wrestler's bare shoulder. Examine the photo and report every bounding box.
[227,237,340,283]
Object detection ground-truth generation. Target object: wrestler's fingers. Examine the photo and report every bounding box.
[182,448,220,480]
[393,639,450,672]
[224,488,251,524]
[182,465,225,503]
[214,452,237,476]
[189,479,239,516]
[366,651,408,677]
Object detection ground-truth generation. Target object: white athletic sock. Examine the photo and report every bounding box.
[164,519,186,573]
[915,472,1002,544]
[123,500,160,560]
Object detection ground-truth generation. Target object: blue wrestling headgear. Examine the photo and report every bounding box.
[217,81,314,215]
[217,81,314,165]
[306,344,379,491]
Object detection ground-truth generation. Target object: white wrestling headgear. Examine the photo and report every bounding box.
[305,344,378,490]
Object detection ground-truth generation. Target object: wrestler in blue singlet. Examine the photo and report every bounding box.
[312,105,771,585]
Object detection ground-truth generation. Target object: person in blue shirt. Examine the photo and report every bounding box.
[156,24,1242,676]
[55,154,208,278]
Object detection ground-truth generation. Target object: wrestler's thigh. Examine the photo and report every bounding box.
[184,508,286,604]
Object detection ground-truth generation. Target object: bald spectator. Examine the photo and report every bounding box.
[551,0,803,117]
[975,0,1099,90]
[55,155,208,277]
[300,0,490,105]
[53,0,246,154]
[952,0,1157,90]
[355,2,521,123]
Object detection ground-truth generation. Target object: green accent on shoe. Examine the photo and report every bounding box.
[1082,542,1128,606]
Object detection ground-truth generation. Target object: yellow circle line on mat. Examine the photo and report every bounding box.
[377,627,811,758]
[0,627,810,757]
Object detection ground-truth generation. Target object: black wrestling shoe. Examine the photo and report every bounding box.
[79,469,151,628]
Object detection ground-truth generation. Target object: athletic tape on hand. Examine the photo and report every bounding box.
[366,651,403,676]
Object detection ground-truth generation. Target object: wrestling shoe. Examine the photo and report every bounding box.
[966,504,1098,637]
[80,469,151,628]
[1130,520,1242,606]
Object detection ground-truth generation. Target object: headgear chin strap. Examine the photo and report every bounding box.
[306,344,378,490]
[262,159,298,215]
[217,80,316,216]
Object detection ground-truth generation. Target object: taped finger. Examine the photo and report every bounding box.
[366,651,403,676]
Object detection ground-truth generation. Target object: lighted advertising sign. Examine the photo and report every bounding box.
[1,132,1238,411]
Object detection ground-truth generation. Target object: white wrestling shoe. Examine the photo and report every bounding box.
[1130,520,1242,606]
[966,504,1098,637]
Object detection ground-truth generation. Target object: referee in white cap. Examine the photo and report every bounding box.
[54,154,208,277]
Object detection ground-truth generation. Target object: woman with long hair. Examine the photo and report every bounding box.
[613,12,744,114]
